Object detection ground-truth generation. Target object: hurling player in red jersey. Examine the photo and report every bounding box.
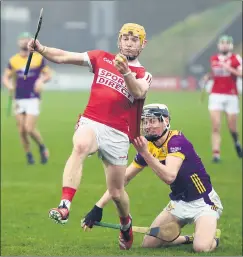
[28,23,152,250]
[201,35,242,162]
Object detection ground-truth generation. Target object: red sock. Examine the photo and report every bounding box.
[213,150,220,157]
[120,215,131,225]
[61,187,76,202]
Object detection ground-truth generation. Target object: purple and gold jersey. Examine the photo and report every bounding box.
[133,130,212,202]
[7,53,49,99]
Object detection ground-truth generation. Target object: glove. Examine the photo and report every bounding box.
[81,205,103,230]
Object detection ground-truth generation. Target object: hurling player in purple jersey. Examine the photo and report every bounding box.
[82,103,223,253]
[2,32,52,164]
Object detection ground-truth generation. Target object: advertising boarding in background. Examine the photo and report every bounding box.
[45,69,198,92]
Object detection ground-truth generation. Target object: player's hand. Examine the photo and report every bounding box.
[81,205,103,231]
[133,136,149,155]
[34,78,44,93]
[27,38,44,53]
[113,54,130,75]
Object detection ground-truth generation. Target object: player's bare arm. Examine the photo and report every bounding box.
[41,68,52,82]
[114,54,149,98]
[123,72,149,99]
[219,61,242,77]
[27,38,87,66]
[203,72,212,82]
[199,73,211,103]
[2,68,14,93]
[34,69,52,93]
[133,136,182,184]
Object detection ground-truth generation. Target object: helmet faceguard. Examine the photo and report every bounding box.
[118,23,146,61]
[217,35,233,55]
[141,104,170,142]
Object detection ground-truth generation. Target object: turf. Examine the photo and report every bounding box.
[1,91,242,256]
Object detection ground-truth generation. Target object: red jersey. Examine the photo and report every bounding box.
[82,50,152,141]
[210,53,242,95]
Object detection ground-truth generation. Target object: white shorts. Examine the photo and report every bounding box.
[164,189,223,225]
[76,116,130,166]
[208,93,239,114]
[15,98,40,116]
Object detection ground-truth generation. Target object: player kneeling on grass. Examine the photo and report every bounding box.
[82,103,223,252]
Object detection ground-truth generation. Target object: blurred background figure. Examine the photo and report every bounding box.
[2,32,52,164]
[201,35,242,163]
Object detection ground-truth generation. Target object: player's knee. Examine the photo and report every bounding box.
[141,237,153,248]
[193,241,211,253]
[73,139,91,156]
[24,124,34,134]
[18,126,25,135]
[109,188,122,202]
[212,125,220,133]
[72,130,97,157]
[142,236,162,248]
[228,123,236,132]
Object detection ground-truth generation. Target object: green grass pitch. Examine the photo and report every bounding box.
[1,91,242,256]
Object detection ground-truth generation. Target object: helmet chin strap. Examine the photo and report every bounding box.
[119,48,140,61]
[126,55,137,61]
[220,50,230,56]
[118,41,142,61]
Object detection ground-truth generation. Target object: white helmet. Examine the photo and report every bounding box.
[141,103,171,142]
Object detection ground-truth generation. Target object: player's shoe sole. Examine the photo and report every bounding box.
[49,208,68,225]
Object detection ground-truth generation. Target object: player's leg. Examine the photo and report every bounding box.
[208,94,223,162]
[225,96,242,158]
[24,98,49,163]
[15,113,34,164]
[209,110,222,162]
[25,115,49,164]
[193,189,223,252]
[193,216,220,252]
[103,160,133,249]
[49,117,98,224]
[99,125,132,249]
[14,100,34,164]
[104,161,130,217]
[142,204,192,248]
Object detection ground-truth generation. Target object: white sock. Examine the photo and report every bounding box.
[59,199,71,210]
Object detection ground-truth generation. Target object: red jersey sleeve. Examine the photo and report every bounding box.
[142,71,153,87]
[85,50,103,73]
[133,67,153,87]
[233,54,242,69]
